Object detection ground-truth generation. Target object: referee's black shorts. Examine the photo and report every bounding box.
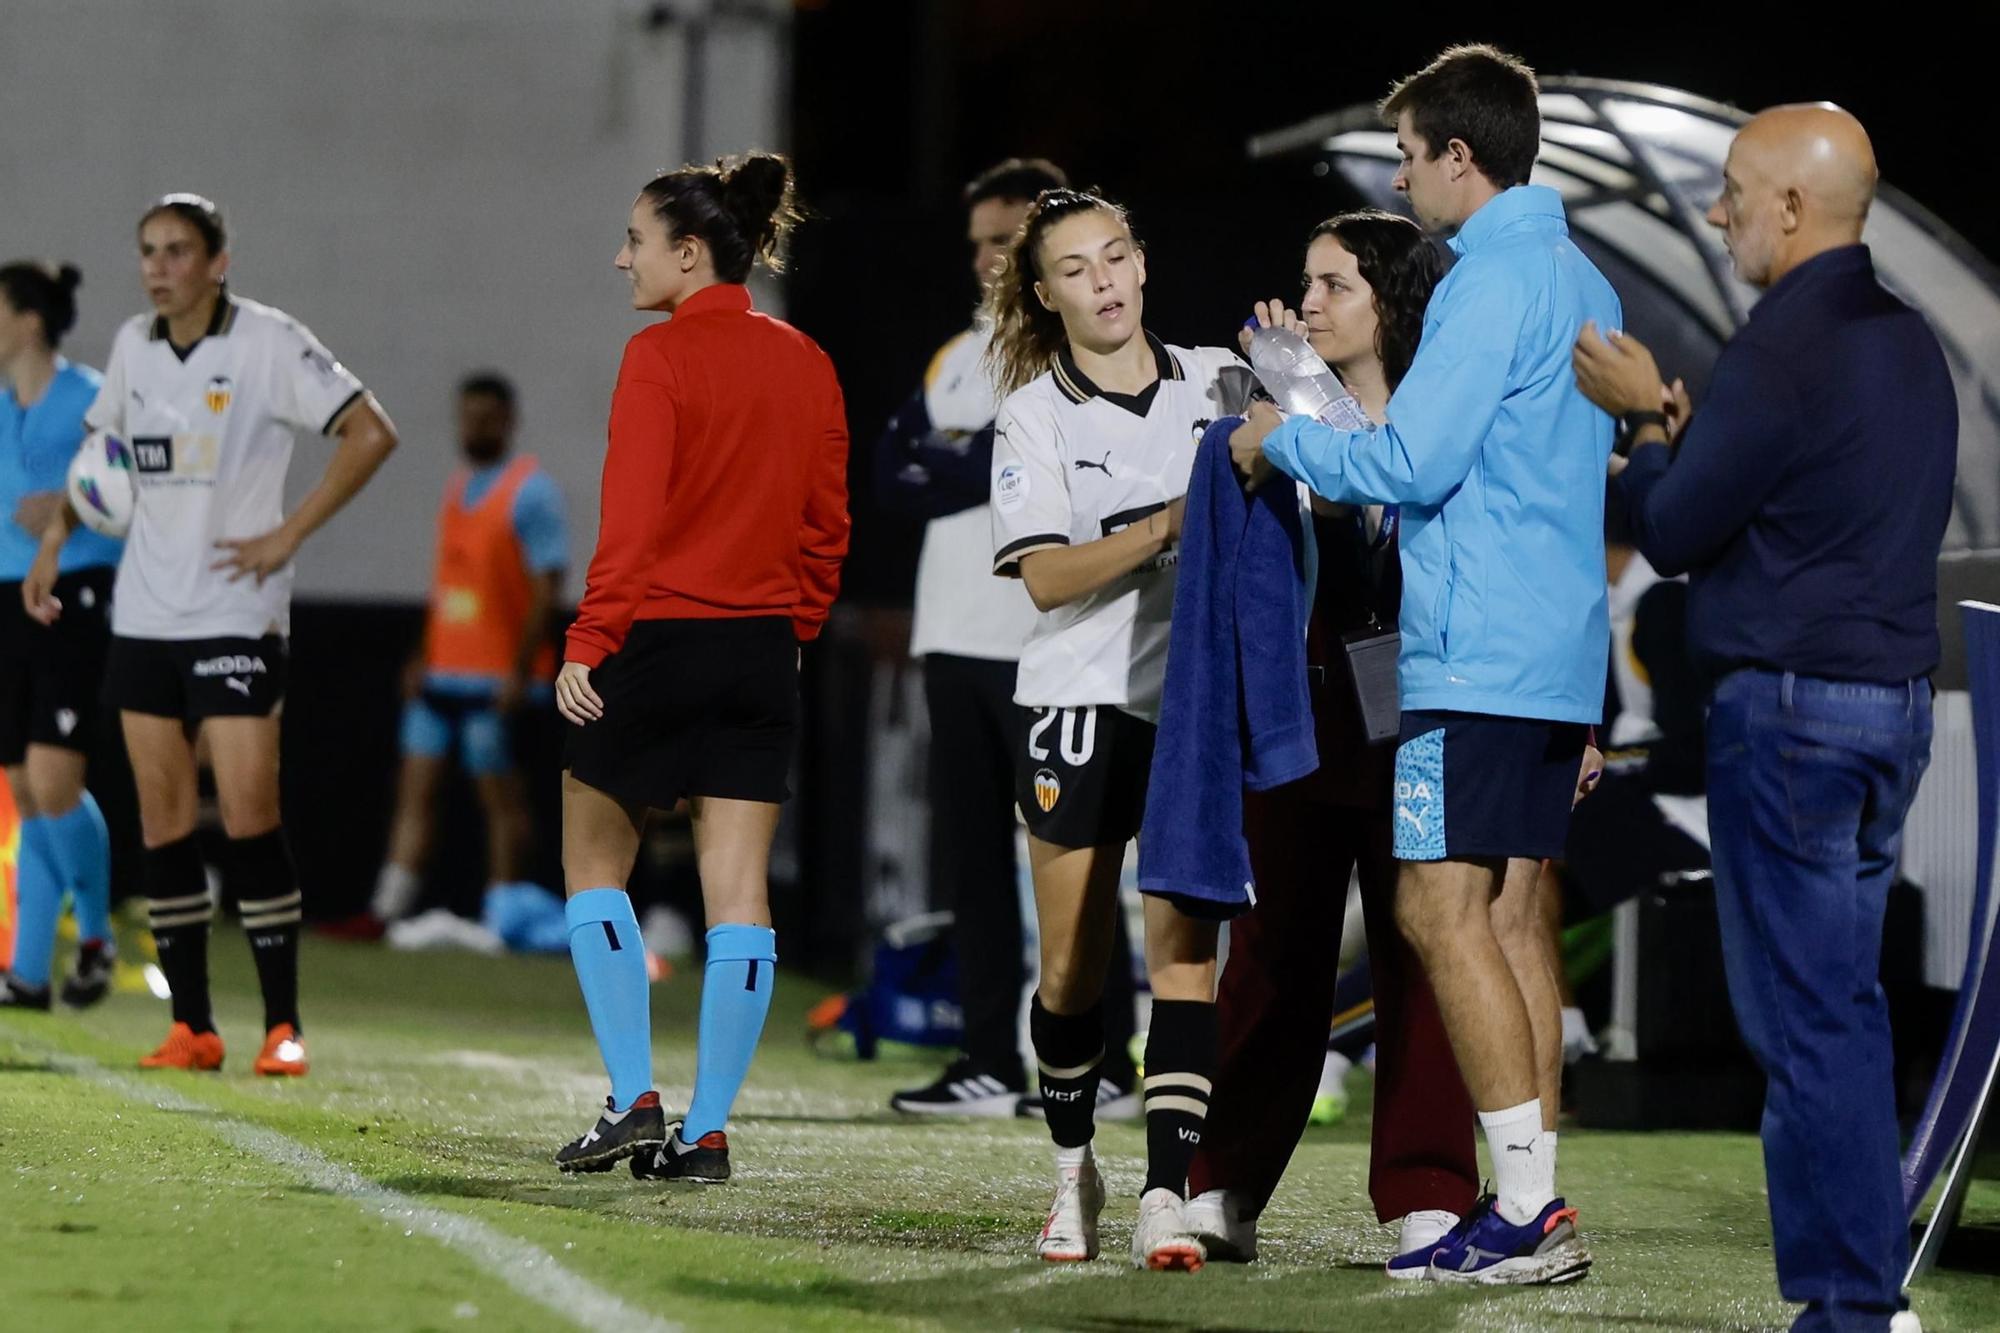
[0,566,115,764]
[564,617,797,809]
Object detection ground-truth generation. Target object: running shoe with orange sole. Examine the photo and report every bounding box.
[253,1023,309,1077]
[139,1022,225,1071]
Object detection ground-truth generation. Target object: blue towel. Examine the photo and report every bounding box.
[1138,418,1316,919]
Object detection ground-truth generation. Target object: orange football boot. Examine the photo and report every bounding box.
[253,1023,309,1077]
[139,1022,225,1071]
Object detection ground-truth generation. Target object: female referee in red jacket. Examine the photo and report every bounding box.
[551,152,849,1184]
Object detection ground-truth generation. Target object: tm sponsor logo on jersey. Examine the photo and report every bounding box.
[131,433,220,482]
[193,654,269,677]
[132,436,174,472]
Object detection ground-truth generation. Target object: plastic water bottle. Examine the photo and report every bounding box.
[1245,325,1372,430]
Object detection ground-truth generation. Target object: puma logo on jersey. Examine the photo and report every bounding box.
[300,346,340,382]
[1074,453,1113,476]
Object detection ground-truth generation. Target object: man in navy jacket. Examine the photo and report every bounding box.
[1575,104,1955,1333]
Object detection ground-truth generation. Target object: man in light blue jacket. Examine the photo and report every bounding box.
[1231,44,1617,1286]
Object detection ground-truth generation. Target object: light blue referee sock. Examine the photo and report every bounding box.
[44,793,113,944]
[683,923,778,1141]
[10,819,63,988]
[565,888,653,1112]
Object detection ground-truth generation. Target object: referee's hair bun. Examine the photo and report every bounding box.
[56,263,82,294]
[720,152,796,251]
[642,151,803,284]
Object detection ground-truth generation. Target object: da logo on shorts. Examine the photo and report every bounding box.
[205,376,233,414]
[1392,728,1447,861]
[1033,767,1061,813]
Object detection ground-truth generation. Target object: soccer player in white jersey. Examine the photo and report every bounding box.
[880,158,1142,1119]
[22,194,398,1073]
[985,188,1253,1271]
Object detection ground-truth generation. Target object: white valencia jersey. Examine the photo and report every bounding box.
[990,335,1252,722]
[909,323,1039,661]
[85,295,365,640]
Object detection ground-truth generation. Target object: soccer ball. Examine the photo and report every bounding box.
[67,430,136,538]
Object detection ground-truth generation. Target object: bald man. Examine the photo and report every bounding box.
[1574,104,1954,1333]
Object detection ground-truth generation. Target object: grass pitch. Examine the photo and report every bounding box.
[2,928,1996,1331]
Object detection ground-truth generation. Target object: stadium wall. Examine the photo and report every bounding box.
[0,0,789,599]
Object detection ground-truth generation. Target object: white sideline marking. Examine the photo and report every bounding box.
[58,1057,679,1333]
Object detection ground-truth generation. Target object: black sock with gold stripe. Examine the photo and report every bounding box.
[1142,999,1217,1197]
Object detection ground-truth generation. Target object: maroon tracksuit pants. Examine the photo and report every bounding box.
[1188,789,1478,1222]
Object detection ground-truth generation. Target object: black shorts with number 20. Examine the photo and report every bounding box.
[1013,703,1157,850]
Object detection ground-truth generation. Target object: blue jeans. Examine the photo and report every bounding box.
[1707,669,1932,1333]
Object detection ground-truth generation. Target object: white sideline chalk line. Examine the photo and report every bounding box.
[57,1056,680,1333]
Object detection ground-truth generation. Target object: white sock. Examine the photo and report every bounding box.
[1478,1098,1554,1224]
[371,863,421,921]
[1539,1130,1559,1182]
[1055,1143,1092,1172]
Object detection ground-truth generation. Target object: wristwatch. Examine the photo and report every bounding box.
[1615,409,1668,456]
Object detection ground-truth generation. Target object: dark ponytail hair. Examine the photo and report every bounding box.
[982,188,1133,397]
[0,260,83,350]
[1306,210,1444,390]
[140,192,227,257]
[641,151,802,285]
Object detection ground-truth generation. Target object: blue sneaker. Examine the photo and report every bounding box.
[1426,1195,1591,1285]
[1386,1245,1436,1280]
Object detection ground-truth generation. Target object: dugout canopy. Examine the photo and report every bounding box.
[1251,78,2000,554]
